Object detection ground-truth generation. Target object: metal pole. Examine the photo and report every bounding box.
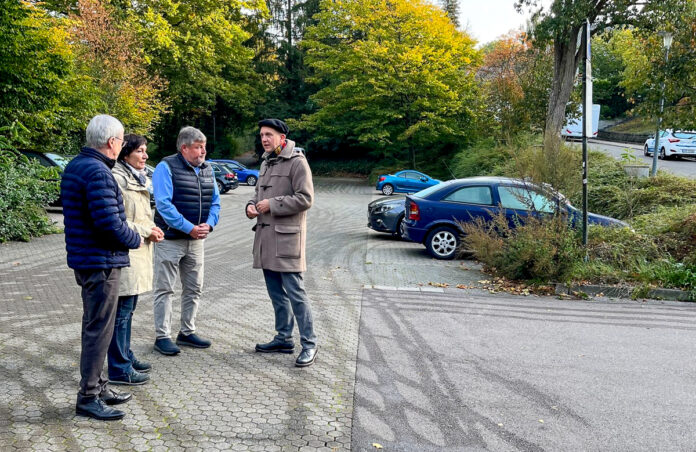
[651,40,671,177]
[582,20,590,248]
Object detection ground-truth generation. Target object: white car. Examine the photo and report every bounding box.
[644,130,696,159]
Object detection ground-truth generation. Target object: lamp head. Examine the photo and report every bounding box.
[658,31,673,49]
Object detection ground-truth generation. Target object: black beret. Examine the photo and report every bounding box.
[258,118,289,135]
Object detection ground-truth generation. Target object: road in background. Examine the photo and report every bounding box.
[581,139,696,178]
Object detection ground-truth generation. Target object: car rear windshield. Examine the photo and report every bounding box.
[674,132,696,139]
[412,182,448,199]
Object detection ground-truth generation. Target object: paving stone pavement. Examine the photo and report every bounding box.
[0,178,484,451]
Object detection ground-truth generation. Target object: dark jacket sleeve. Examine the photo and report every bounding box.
[86,171,141,249]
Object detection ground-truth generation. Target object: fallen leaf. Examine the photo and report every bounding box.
[539,419,544,423]
[428,282,449,288]
[497,423,503,427]
[372,443,383,449]
[456,284,469,289]
[23,296,33,300]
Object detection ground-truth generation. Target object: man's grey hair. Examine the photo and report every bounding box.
[177,126,206,152]
[86,114,124,149]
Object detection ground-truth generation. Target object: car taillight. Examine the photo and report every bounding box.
[224,174,234,179]
[408,201,420,221]
[379,176,386,182]
[668,138,680,143]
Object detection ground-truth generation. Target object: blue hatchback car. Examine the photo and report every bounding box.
[376,170,441,196]
[208,159,259,186]
[403,177,627,259]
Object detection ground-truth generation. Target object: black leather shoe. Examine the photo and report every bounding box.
[295,347,318,367]
[100,388,132,406]
[176,332,211,348]
[255,339,295,354]
[76,397,125,421]
[154,337,181,356]
[131,357,151,373]
[109,370,150,386]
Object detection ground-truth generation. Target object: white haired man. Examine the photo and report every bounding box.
[151,126,220,355]
[61,114,143,420]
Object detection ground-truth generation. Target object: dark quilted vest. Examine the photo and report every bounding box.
[154,153,215,240]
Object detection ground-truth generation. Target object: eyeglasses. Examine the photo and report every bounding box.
[111,136,125,149]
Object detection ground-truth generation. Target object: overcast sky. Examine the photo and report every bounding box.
[455,0,552,46]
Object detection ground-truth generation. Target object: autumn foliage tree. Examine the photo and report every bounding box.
[478,31,552,139]
[298,0,481,167]
[70,0,167,135]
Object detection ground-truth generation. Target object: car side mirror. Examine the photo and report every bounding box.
[420,177,427,182]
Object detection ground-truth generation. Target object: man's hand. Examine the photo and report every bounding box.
[256,199,270,214]
[189,224,209,240]
[246,203,259,218]
[149,227,164,243]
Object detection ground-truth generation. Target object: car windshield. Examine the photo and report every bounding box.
[674,131,696,139]
[45,153,73,170]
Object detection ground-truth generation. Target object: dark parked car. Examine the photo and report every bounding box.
[208,159,259,186]
[367,196,407,239]
[403,177,628,260]
[209,161,239,193]
[18,151,74,207]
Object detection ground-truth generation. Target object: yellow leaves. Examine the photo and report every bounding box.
[428,282,449,288]
[372,443,383,449]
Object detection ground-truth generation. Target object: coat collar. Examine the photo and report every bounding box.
[263,139,296,161]
[81,147,116,168]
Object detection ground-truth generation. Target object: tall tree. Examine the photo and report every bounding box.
[515,0,683,140]
[441,0,460,28]
[70,0,167,135]
[478,31,552,139]
[298,0,481,167]
[613,3,696,129]
[123,0,267,155]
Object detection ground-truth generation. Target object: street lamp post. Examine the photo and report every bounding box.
[651,31,673,177]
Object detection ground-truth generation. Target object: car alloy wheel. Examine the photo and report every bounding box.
[382,184,394,196]
[217,181,224,193]
[426,226,459,260]
[644,145,650,156]
[247,175,257,186]
[659,147,666,160]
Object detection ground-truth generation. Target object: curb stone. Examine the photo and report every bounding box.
[555,283,694,302]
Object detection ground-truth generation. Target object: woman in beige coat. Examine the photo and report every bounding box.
[107,134,164,385]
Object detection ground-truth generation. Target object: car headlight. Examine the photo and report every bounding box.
[374,205,395,214]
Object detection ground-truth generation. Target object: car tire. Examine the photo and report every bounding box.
[382,184,394,196]
[247,175,257,186]
[425,226,459,260]
[217,181,224,193]
[394,215,405,239]
[644,144,650,156]
[659,147,666,160]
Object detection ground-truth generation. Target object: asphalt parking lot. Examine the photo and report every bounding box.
[3,178,696,451]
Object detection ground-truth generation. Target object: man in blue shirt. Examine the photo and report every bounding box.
[152,126,220,355]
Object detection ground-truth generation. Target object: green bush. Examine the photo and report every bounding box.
[0,123,60,242]
[451,138,510,178]
[461,213,583,283]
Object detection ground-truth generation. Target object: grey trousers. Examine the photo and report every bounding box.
[74,268,121,400]
[153,239,204,339]
[263,269,317,349]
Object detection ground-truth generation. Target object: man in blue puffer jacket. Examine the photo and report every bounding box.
[61,114,143,421]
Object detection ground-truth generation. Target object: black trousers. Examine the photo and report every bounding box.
[74,268,121,400]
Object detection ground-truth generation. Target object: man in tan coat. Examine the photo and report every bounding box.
[246,119,318,367]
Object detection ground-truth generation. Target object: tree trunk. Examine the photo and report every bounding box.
[544,26,582,141]
[286,0,293,72]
